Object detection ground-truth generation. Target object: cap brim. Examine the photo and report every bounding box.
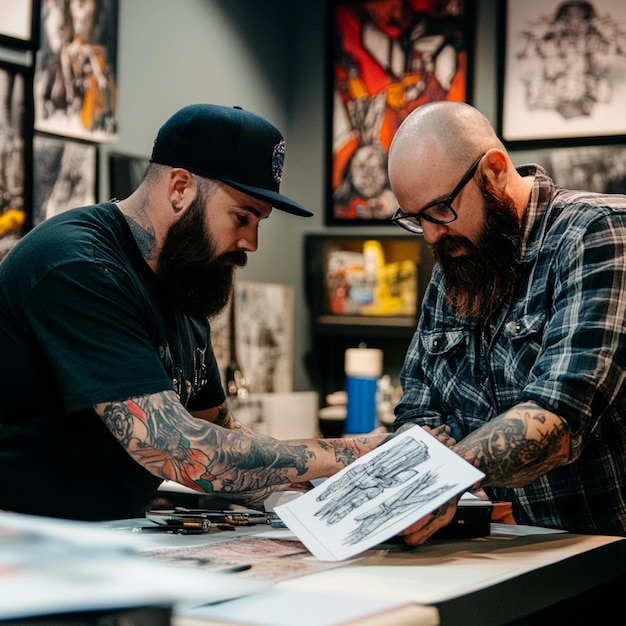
[219,178,313,217]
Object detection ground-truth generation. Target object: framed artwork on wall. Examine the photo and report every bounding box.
[34,0,119,143]
[108,151,150,201]
[535,143,626,193]
[0,0,40,49]
[325,0,475,226]
[0,60,33,261]
[32,132,98,226]
[211,281,295,394]
[498,0,626,147]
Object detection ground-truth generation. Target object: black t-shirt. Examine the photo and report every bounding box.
[0,203,225,520]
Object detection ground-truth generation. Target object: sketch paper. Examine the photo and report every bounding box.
[275,426,485,561]
[145,536,346,583]
[181,588,417,626]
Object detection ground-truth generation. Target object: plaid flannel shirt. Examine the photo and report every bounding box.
[395,165,626,535]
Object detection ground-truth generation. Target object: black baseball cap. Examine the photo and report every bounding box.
[150,104,312,217]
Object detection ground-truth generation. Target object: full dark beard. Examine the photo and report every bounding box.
[431,173,523,321]
[157,194,247,320]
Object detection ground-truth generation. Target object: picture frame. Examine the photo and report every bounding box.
[108,151,150,201]
[325,0,476,226]
[0,60,33,261]
[498,0,626,148]
[32,132,98,226]
[34,0,119,143]
[0,0,40,50]
[211,281,295,394]
[535,143,626,194]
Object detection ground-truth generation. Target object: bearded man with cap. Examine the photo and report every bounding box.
[0,104,390,521]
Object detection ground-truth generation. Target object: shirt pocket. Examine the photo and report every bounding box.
[502,312,546,386]
[421,328,472,387]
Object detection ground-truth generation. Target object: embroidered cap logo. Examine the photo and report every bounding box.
[272,140,285,186]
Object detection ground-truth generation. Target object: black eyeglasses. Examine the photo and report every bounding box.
[391,153,485,234]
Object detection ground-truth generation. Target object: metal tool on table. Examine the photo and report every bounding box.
[143,508,271,532]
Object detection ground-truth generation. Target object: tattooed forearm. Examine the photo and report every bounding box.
[213,404,233,427]
[317,435,393,466]
[95,390,389,508]
[317,439,360,466]
[98,392,308,490]
[453,402,570,487]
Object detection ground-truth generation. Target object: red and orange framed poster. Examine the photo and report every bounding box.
[326,0,476,225]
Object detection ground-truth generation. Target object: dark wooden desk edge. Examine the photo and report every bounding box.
[433,536,626,626]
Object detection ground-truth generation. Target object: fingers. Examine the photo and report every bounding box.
[468,487,490,500]
[397,499,459,546]
[422,424,457,447]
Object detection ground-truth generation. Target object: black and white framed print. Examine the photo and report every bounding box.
[0,60,33,260]
[499,0,626,147]
[32,132,98,225]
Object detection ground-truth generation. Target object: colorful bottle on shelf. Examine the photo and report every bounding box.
[344,346,383,434]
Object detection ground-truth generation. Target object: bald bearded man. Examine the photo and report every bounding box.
[387,101,626,547]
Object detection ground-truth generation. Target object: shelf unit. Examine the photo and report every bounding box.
[303,232,433,401]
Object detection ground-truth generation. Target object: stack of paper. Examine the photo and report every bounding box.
[0,510,268,622]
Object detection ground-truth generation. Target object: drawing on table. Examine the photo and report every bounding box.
[144,536,346,581]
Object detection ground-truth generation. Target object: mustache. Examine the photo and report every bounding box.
[432,235,477,259]
[219,251,248,267]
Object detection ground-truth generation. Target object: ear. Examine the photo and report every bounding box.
[168,168,195,214]
[481,149,509,191]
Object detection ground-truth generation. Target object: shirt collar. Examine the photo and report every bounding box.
[517,163,557,264]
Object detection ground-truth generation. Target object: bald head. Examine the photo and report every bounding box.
[389,102,504,170]
[387,102,520,220]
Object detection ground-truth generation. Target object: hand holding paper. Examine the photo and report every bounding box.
[275,426,485,561]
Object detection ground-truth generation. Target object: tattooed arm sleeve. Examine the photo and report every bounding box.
[94,389,390,509]
[189,402,263,438]
[453,401,571,488]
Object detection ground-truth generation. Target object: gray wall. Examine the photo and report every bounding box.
[0,0,504,391]
[100,0,320,391]
[100,0,499,391]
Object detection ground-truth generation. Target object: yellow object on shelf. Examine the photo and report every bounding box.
[362,240,417,316]
[361,240,384,313]
[323,238,420,317]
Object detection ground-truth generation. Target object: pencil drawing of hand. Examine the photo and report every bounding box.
[343,470,457,545]
[314,438,430,524]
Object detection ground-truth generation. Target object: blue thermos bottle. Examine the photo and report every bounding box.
[344,347,383,434]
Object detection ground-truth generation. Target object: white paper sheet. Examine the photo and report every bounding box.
[275,426,485,561]
[0,511,267,620]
